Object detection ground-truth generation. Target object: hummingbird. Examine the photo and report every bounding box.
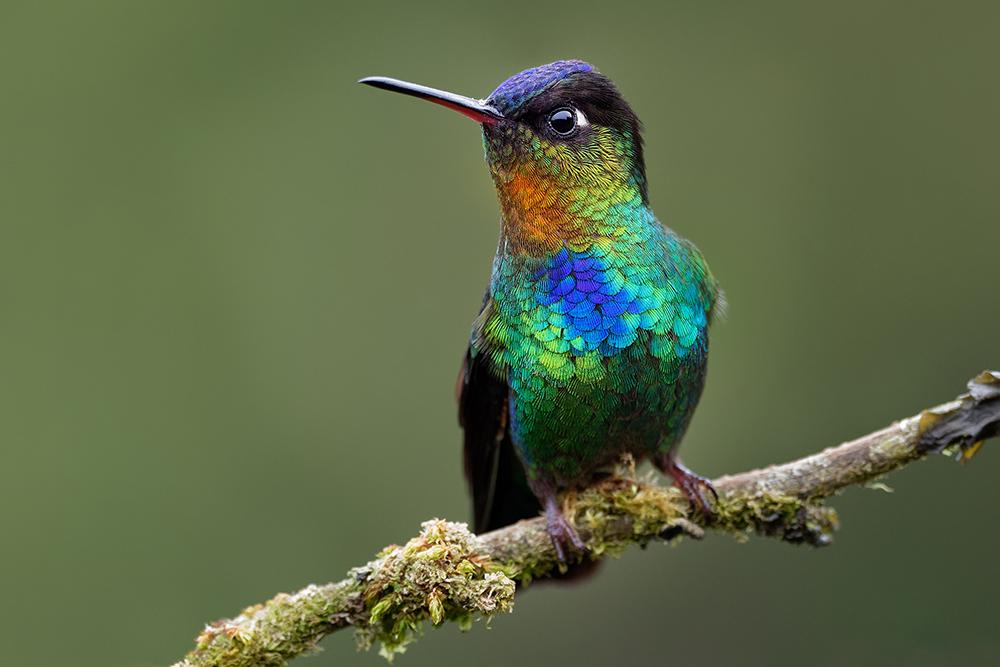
[360,61,722,561]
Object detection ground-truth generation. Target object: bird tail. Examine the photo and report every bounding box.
[470,431,541,534]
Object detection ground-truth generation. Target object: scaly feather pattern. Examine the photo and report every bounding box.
[467,62,721,495]
[362,59,721,559]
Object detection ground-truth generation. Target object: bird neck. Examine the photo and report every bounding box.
[489,168,649,258]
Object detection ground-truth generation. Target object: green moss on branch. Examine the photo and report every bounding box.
[173,370,1000,667]
[356,519,515,660]
[174,520,515,666]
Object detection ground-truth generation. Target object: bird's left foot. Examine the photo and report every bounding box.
[656,455,718,517]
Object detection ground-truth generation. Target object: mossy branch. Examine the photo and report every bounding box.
[172,370,1000,667]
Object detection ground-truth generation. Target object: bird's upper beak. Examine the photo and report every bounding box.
[358,76,504,125]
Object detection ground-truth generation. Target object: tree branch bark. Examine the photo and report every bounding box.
[172,371,1000,667]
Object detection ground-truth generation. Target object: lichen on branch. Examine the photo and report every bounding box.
[177,520,516,666]
[357,519,515,659]
[173,370,1000,667]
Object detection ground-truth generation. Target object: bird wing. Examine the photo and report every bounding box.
[457,298,540,534]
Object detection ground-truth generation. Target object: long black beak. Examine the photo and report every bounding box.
[358,76,504,125]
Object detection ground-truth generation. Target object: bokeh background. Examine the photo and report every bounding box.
[2,1,998,665]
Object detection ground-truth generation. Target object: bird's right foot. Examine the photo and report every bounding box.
[544,503,586,563]
[530,476,587,562]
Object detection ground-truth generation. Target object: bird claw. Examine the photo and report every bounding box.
[531,477,587,563]
[663,458,717,517]
[544,503,586,563]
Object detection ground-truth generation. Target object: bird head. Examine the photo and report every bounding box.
[360,61,647,254]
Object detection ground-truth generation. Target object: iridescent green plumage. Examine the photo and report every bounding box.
[480,225,717,484]
[362,60,722,560]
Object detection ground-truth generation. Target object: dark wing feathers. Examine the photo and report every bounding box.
[458,303,540,533]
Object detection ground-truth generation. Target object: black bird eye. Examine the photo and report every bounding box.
[547,107,579,136]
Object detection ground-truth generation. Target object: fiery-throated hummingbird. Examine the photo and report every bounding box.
[361,61,722,561]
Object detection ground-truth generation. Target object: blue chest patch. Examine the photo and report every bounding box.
[523,241,707,360]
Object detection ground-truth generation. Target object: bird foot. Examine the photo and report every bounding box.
[661,457,718,517]
[544,502,586,563]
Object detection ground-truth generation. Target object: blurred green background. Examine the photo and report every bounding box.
[2,1,998,665]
